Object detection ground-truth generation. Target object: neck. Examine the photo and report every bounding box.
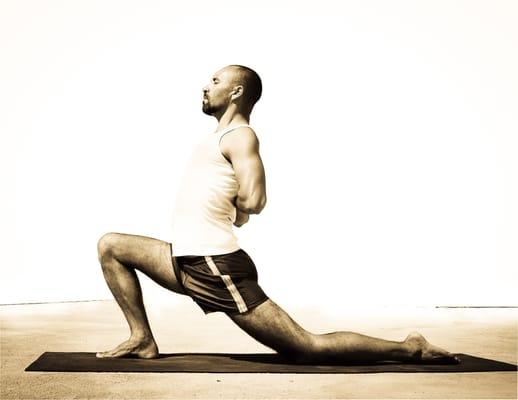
[215,104,250,131]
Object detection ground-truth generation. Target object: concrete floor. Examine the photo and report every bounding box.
[1,299,516,399]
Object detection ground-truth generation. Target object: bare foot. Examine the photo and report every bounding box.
[96,337,159,359]
[405,332,460,364]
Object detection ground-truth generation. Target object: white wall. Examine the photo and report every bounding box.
[2,0,517,309]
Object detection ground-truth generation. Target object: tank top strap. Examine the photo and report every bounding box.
[215,124,251,141]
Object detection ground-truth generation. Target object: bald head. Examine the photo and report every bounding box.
[225,65,262,109]
[202,65,263,118]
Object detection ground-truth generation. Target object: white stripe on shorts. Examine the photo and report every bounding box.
[204,256,248,313]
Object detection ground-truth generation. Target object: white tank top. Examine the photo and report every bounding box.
[171,124,250,256]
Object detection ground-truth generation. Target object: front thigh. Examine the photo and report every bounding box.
[99,232,184,294]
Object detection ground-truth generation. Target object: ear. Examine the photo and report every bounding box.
[230,85,244,101]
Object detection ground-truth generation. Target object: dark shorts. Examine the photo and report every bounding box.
[170,247,269,315]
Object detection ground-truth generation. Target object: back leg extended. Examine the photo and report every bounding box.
[229,299,459,364]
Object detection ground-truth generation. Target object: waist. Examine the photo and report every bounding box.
[171,214,239,256]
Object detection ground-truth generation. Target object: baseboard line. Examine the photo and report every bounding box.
[2,301,516,308]
[436,306,518,309]
[0,299,112,306]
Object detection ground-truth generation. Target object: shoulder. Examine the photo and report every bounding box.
[220,126,260,157]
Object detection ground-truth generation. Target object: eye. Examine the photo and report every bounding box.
[212,78,219,84]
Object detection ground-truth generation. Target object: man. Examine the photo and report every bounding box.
[96,65,458,364]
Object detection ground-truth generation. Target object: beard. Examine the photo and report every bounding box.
[202,100,214,115]
[202,96,227,116]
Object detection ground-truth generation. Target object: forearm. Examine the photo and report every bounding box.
[234,207,250,227]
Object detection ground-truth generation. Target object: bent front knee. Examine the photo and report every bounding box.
[97,232,120,262]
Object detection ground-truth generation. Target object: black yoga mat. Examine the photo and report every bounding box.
[25,352,516,373]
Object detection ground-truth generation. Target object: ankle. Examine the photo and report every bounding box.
[403,339,421,360]
[130,331,154,343]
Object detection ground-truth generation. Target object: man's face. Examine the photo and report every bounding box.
[202,68,238,116]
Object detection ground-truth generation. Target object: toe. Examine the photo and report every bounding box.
[95,347,128,358]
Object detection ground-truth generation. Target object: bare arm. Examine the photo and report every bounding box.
[234,208,250,227]
[220,127,267,219]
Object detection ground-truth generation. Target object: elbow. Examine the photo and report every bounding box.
[238,195,267,215]
[253,196,267,214]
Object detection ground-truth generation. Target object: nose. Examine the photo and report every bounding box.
[202,86,209,94]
